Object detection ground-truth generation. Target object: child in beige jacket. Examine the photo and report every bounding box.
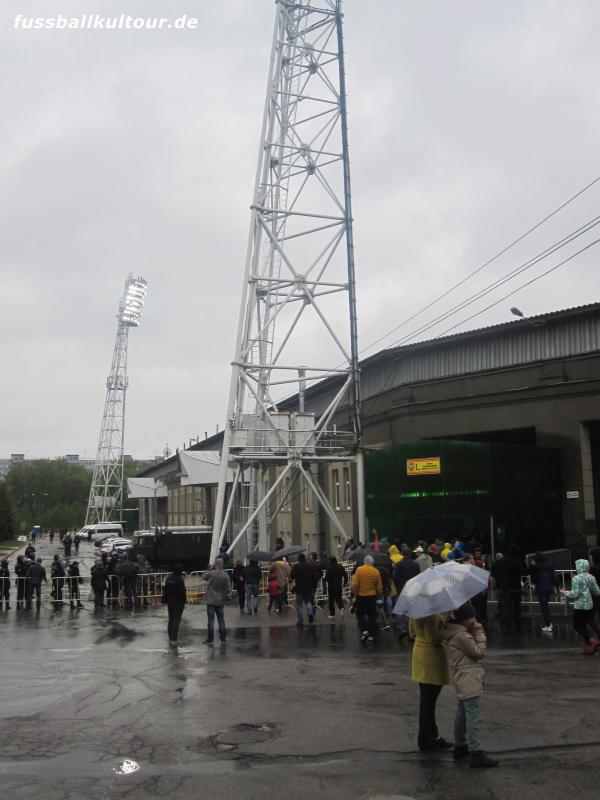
[442,602,499,769]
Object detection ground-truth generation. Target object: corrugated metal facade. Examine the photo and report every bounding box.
[301,305,600,415]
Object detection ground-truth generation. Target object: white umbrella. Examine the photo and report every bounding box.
[393,562,489,620]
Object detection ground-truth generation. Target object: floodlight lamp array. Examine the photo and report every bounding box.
[119,275,148,327]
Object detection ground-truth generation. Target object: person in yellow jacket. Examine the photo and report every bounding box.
[440,542,452,561]
[351,555,383,642]
[410,613,452,751]
[388,544,403,565]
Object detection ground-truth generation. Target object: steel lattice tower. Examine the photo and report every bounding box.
[85,274,148,525]
[210,0,363,562]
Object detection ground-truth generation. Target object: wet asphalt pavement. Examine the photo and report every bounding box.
[1,544,600,799]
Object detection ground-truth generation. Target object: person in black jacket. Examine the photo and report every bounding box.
[67,561,84,609]
[50,554,66,609]
[232,560,245,613]
[491,544,525,633]
[14,556,27,608]
[25,558,47,610]
[528,552,559,631]
[90,560,109,609]
[324,556,348,618]
[162,564,187,644]
[290,554,316,626]
[393,549,420,638]
[243,560,262,615]
[1,559,10,610]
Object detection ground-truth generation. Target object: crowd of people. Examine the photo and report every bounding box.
[0,542,155,612]
[6,529,600,769]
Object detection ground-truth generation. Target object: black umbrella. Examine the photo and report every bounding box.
[245,550,272,562]
[270,545,306,560]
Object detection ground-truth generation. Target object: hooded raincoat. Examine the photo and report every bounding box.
[566,559,600,610]
[441,621,486,700]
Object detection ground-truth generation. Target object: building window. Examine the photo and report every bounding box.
[333,469,340,510]
[343,466,351,510]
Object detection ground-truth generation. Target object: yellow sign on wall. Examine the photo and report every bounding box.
[406,457,441,476]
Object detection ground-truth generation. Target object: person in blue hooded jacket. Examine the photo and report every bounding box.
[564,559,600,655]
[528,552,559,633]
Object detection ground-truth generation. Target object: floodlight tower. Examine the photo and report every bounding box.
[85,274,148,525]
[210,0,363,562]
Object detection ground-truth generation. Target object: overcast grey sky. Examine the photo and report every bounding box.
[1,0,599,460]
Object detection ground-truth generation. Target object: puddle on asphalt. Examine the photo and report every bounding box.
[113,759,140,775]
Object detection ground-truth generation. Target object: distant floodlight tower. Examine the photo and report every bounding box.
[85,274,148,525]
[210,0,364,562]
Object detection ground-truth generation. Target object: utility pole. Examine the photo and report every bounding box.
[86,274,148,525]
[210,0,362,563]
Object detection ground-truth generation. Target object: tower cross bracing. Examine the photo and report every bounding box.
[210,0,363,562]
[85,274,147,525]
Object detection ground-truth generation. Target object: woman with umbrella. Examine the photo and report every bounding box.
[394,560,490,752]
[411,613,452,751]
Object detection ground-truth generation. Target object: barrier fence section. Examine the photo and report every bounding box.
[1,567,577,611]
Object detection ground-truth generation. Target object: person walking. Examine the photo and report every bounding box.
[232,560,246,613]
[67,561,84,609]
[410,612,451,751]
[324,556,348,619]
[25,557,47,610]
[267,566,281,612]
[271,555,291,611]
[50,554,66,609]
[1,559,11,610]
[528,552,559,632]
[589,547,600,634]
[73,534,81,555]
[116,555,140,610]
[106,553,119,608]
[442,603,499,768]
[162,564,187,645]
[351,554,383,642]
[14,556,27,609]
[563,559,600,654]
[24,542,36,561]
[90,559,109,609]
[290,553,317,626]
[243,559,262,615]
[393,548,421,639]
[490,544,524,633]
[49,529,55,544]
[63,532,72,558]
[203,558,231,644]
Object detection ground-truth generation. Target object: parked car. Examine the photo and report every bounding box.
[100,538,133,555]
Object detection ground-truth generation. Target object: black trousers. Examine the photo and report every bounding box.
[537,591,552,627]
[167,604,185,641]
[355,595,377,637]
[236,587,245,611]
[499,590,522,632]
[418,683,442,746]
[328,588,344,615]
[94,589,105,608]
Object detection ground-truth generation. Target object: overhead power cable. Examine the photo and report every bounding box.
[378,214,600,351]
[357,173,600,358]
[433,235,600,339]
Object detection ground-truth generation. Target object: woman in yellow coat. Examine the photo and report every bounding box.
[410,613,451,751]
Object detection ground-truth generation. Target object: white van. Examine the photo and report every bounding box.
[78,523,124,541]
